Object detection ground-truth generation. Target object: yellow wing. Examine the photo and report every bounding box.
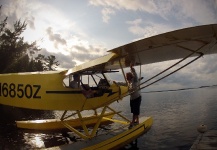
[67,24,217,75]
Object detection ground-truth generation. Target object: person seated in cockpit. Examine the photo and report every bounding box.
[69,74,81,88]
[69,73,95,98]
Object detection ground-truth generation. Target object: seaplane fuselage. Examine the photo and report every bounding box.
[0,71,128,110]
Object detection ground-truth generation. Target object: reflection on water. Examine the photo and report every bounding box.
[23,133,44,148]
[0,88,217,149]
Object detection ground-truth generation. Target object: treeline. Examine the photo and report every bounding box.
[0,6,59,74]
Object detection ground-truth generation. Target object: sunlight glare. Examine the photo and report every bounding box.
[34,136,44,148]
[24,133,45,148]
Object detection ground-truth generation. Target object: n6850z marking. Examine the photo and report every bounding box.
[0,83,41,99]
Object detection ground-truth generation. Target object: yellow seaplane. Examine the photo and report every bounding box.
[0,24,217,149]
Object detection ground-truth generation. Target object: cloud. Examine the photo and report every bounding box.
[126,19,176,39]
[37,35,107,69]
[89,0,157,12]
[1,0,40,30]
[126,19,156,37]
[56,53,76,69]
[70,51,100,63]
[26,16,35,30]
[89,0,158,23]
[102,7,115,23]
[68,40,107,63]
[36,34,108,68]
[34,48,75,69]
[46,27,67,49]
[89,0,217,26]
[175,0,217,24]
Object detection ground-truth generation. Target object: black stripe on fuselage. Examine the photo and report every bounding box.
[46,91,82,94]
[46,90,117,97]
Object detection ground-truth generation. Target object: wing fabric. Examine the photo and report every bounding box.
[66,24,217,75]
[66,53,118,75]
[106,24,217,70]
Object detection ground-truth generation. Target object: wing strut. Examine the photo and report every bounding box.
[140,52,203,90]
[137,40,217,91]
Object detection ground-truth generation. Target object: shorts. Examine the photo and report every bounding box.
[130,96,141,115]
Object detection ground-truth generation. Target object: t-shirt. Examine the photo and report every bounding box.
[69,81,80,88]
[129,68,141,100]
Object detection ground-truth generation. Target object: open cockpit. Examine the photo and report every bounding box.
[63,70,121,98]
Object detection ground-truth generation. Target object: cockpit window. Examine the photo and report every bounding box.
[62,72,115,98]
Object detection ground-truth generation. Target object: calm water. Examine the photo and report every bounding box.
[0,87,217,150]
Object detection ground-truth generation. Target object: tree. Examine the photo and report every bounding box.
[0,6,56,121]
[44,55,59,71]
[0,6,60,73]
[0,18,41,73]
[35,54,59,71]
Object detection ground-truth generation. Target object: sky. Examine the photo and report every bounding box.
[1,0,217,90]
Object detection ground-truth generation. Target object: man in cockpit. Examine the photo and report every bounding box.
[69,73,94,98]
[69,74,81,88]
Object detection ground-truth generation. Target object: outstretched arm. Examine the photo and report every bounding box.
[130,62,136,72]
[130,63,136,76]
[130,63,139,83]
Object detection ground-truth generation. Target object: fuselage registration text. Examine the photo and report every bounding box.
[0,83,41,99]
